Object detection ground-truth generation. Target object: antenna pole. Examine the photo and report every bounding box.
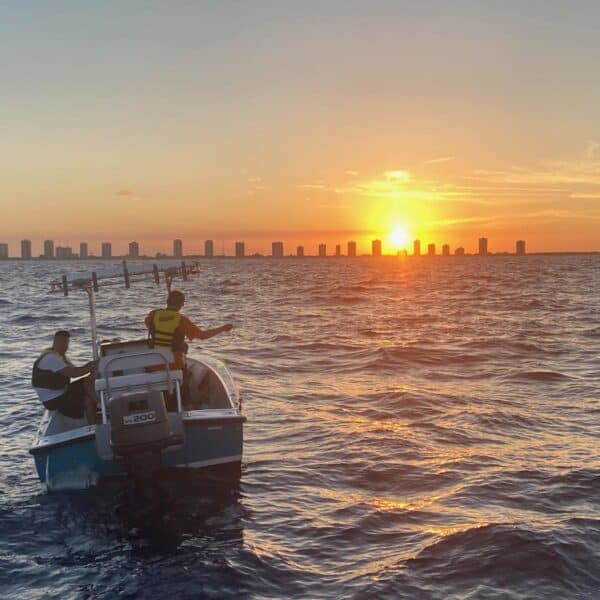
[85,283,99,360]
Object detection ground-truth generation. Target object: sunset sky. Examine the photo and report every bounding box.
[1,1,600,255]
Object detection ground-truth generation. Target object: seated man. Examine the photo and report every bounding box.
[145,290,233,369]
[32,330,99,423]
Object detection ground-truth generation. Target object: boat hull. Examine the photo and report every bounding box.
[31,414,244,489]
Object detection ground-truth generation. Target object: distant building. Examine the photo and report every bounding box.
[129,241,140,258]
[413,239,421,256]
[235,241,245,258]
[372,239,382,257]
[347,240,357,257]
[455,247,465,256]
[428,243,436,257]
[21,240,32,260]
[101,242,112,258]
[318,243,327,258]
[204,239,214,258]
[79,242,88,259]
[43,240,54,259]
[516,240,526,255]
[173,239,183,258]
[0,243,8,259]
[478,237,488,256]
[56,246,73,259]
[296,245,304,257]
[272,241,284,258]
[335,244,341,257]
[442,244,450,257]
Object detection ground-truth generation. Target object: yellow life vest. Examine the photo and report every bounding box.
[151,309,184,351]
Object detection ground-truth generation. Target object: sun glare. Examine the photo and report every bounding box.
[388,226,410,250]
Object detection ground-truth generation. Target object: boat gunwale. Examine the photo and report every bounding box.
[29,426,96,455]
[29,410,245,455]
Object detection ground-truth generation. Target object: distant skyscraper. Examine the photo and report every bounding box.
[413,239,421,256]
[296,245,304,257]
[428,243,436,257]
[21,240,32,260]
[335,244,341,257]
[173,239,183,258]
[455,247,465,256]
[79,242,88,259]
[56,246,73,259]
[43,240,54,259]
[0,243,8,259]
[235,241,245,258]
[101,242,112,258]
[347,240,357,257]
[272,241,284,258]
[204,239,214,258]
[318,243,327,257]
[442,244,450,257]
[372,239,382,257]
[478,237,488,256]
[129,241,140,258]
[516,240,526,255]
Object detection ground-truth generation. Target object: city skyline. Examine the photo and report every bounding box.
[0,235,569,259]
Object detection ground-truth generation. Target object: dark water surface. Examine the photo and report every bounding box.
[0,256,599,599]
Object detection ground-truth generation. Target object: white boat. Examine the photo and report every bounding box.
[29,261,245,491]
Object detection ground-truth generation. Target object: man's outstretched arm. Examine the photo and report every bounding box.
[199,323,233,340]
[182,316,233,341]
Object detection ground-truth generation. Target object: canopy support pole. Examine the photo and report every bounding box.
[85,283,99,360]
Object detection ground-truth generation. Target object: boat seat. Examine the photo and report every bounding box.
[97,348,175,377]
[95,369,183,398]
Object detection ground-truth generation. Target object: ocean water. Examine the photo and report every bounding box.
[0,255,598,599]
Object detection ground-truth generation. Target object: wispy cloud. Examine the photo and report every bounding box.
[317,203,352,209]
[298,183,328,190]
[468,158,600,187]
[429,215,502,227]
[570,192,600,199]
[115,188,133,197]
[346,170,484,203]
[424,156,455,165]
[384,169,411,181]
[299,147,600,221]
[584,140,600,159]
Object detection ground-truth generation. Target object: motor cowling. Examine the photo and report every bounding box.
[110,391,182,457]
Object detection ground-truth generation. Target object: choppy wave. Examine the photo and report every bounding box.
[502,369,572,382]
[0,255,599,599]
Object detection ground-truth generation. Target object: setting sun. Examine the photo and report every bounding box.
[388,226,411,250]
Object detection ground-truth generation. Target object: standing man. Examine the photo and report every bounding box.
[32,330,99,423]
[145,290,233,368]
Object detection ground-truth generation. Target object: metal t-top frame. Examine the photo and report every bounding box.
[50,260,199,359]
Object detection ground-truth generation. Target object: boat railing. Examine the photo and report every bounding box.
[95,350,183,423]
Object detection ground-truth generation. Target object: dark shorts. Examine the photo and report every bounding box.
[43,378,87,419]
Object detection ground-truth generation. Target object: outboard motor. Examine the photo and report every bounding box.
[110,391,183,480]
